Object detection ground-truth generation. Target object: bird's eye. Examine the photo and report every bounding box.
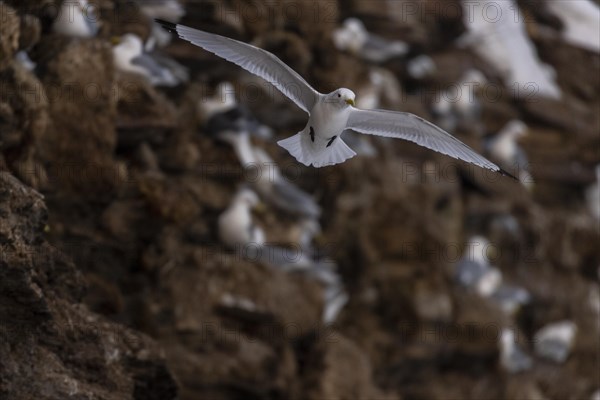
[337,94,341,98]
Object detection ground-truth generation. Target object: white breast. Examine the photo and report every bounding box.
[308,100,352,139]
[218,203,262,248]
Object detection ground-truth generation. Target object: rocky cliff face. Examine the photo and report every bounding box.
[0,172,178,400]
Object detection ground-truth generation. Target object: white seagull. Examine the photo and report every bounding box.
[202,81,273,139]
[250,147,322,219]
[332,18,409,63]
[198,81,237,120]
[534,320,577,363]
[156,20,515,178]
[52,0,99,38]
[458,0,561,100]
[218,187,266,249]
[486,120,533,187]
[112,33,187,87]
[15,51,37,72]
[139,0,185,21]
[545,0,600,53]
[499,328,532,373]
[455,235,502,297]
[432,69,487,134]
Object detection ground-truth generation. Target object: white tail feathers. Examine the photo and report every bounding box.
[278,131,356,168]
[277,131,313,166]
[312,137,356,167]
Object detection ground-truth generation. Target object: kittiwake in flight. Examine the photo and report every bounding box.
[156,19,516,178]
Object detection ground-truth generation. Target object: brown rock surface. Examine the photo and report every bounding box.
[0,172,177,400]
[0,3,20,71]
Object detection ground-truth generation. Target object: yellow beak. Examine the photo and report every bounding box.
[346,99,355,106]
[253,201,267,215]
[110,36,121,45]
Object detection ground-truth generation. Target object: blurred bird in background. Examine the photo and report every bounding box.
[432,69,487,135]
[112,33,188,87]
[458,0,562,99]
[218,187,266,249]
[499,328,533,373]
[544,0,600,53]
[333,18,409,63]
[454,235,502,296]
[486,120,534,188]
[138,0,186,49]
[52,0,99,38]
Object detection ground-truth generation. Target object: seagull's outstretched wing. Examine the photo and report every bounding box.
[156,20,320,113]
[346,108,517,178]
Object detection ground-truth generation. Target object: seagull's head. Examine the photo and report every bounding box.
[465,235,492,265]
[329,88,356,108]
[504,120,528,139]
[235,188,261,208]
[114,34,144,53]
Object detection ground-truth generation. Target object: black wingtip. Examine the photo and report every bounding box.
[155,19,178,33]
[499,168,520,182]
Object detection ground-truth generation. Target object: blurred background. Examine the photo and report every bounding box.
[0,0,599,399]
